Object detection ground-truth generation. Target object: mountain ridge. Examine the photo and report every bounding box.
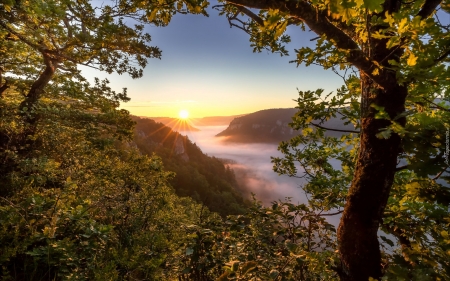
[216,108,356,143]
[216,108,300,143]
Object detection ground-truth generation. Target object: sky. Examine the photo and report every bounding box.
[83,1,344,118]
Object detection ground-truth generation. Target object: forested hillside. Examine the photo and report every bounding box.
[216,108,357,143]
[217,108,299,143]
[133,117,248,216]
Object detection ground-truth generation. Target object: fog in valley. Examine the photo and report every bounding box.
[181,126,308,205]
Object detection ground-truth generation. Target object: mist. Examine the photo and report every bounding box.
[181,126,308,205]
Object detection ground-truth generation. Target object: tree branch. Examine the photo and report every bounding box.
[432,165,449,180]
[0,21,43,52]
[382,223,415,266]
[0,67,9,98]
[416,0,443,19]
[422,97,450,112]
[0,82,8,98]
[317,210,343,216]
[235,5,264,26]
[434,47,450,64]
[225,0,391,88]
[395,165,409,171]
[310,122,360,133]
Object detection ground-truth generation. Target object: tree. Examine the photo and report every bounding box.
[208,0,450,280]
[0,1,215,279]
[0,0,209,188]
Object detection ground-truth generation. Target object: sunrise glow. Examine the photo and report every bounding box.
[179,110,189,119]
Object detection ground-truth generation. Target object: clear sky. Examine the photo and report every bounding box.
[83,2,344,118]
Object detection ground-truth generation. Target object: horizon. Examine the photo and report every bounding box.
[81,0,343,119]
[139,106,297,119]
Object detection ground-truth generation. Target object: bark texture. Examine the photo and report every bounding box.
[20,52,59,126]
[337,73,407,280]
[16,52,59,154]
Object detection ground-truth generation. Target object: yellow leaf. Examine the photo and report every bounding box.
[147,9,158,21]
[398,18,408,34]
[407,53,418,66]
[302,127,313,136]
[384,12,395,27]
[372,68,380,76]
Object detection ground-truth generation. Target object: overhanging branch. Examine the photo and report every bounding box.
[417,0,443,19]
[225,0,390,88]
[235,5,264,26]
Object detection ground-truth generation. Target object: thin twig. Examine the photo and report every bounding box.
[310,122,360,134]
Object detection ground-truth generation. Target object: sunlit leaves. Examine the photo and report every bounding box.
[179,198,339,280]
[0,84,211,279]
[407,52,418,66]
[1,0,162,82]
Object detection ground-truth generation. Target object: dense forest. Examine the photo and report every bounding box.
[1,0,449,280]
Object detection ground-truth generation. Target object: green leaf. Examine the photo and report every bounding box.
[376,128,392,139]
[364,0,384,11]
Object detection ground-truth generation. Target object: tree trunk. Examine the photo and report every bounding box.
[20,52,59,125]
[337,71,407,280]
[16,52,59,154]
[0,52,58,195]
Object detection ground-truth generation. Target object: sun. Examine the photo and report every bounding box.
[179,109,189,119]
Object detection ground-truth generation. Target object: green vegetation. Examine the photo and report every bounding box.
[0,75,214,280]
[1,0,450,280]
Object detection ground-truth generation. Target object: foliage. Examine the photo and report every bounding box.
[273,87,450,279]
[0,1,215,280]
[177,197,339,281]
[0,81,214,280]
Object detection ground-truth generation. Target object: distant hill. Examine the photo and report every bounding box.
[216,108,299,143]
[216,108,355,143]
[191,115,245,126]
[132,116,247,216]
[142,117,200,132]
